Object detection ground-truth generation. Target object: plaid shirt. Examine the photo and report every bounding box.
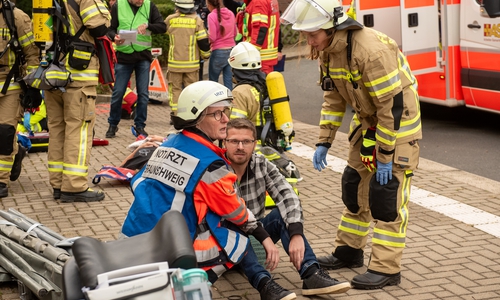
[231,153,304,236]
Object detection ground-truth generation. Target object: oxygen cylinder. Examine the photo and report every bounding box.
[32,0,54,65]
[266,71,294,150]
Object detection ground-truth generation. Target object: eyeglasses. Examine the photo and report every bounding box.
[225,139,256,147]
[204,107,231,121]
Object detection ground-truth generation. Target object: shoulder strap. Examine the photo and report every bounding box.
[67,0,86,40]
[0,0,27,94]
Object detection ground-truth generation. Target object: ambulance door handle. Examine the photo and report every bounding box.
[467,23,481,29]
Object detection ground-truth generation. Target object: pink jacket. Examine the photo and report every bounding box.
[208,7,237,50]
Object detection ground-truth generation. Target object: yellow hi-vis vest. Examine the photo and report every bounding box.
[115,0,152,53]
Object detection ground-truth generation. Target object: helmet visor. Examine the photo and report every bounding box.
[281,0,333,32]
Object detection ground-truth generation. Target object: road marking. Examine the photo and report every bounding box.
[290,142,500,239]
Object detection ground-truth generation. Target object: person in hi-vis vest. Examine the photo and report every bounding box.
[106,0,166,138]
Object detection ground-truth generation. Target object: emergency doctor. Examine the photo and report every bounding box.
[121,81,273,284]
[281,0,422,290]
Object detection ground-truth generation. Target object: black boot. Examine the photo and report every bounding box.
[106,125,118,138]
[317,246,364,270]
[351,270,401,289]
[0,183,7,198]
[10,144,27,181]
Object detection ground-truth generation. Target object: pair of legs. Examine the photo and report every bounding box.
[0,91,23,197]
[167,70,198,115]
[322,128,420,288]
[45,87,104,202]
[208,48,232,90]
[108,60,150,129]
[239,208,318,288]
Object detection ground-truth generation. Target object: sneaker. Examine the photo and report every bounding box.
[132,126,148,137]
[317,251,364,270]
[53,188,61,200]
[260,278,296,300]
[0,183,7,198]
[10,144,27,181]
[60,188,105,203]
[106,125,118,138]
[302,268,351,296]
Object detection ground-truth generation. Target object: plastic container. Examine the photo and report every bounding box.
[181,269,209,300]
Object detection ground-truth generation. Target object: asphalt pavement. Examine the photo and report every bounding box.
[0,45,499,299]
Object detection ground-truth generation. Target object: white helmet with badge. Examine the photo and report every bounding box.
[281,0,362,32]
[228,42,262,70]
[173,81,232,129]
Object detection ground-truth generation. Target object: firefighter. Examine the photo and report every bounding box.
[281,0,422,290]
[0,0,40,198]
[165,0,210,117]
[236,0,280,74]
[120,81,278,287]
[43,0,110,202]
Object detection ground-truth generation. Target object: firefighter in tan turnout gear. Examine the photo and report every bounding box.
[0,0,39,198]
[165,0,210,117]
[282,0,422,290]
[41,0,111,202]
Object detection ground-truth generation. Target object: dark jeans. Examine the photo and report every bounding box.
[208,48,232,90]
[108,60,150,128]
[238,208,319,288]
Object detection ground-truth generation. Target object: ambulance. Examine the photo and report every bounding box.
[345,0,500,114]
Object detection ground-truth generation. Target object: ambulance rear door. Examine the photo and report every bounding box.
[399,0,441,76]
[460,0,500,113]
[351,0,402,46]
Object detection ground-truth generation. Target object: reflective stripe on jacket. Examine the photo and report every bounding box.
[0,7,39,92]
[61,0,111,87]
[122,131,249,265]
[115,0,152,53]
[318,28,422,163]
[165,12,210,72]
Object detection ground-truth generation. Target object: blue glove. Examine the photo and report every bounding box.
[313,145,328,171]
[23,112,31,132]
[376,160,393,185]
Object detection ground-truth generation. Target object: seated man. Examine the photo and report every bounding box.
[225,118,351,298]
[120,81,283,296]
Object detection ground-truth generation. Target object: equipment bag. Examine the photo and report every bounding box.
[24,63,71,90]
[67,40,95,70]
[95,36,116,85]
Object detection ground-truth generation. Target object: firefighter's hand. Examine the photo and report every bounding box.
[262,237,280,271]
[288,235,305,271]
[376,161,393,185]
[313,145,328,171]
[137,23,148,35]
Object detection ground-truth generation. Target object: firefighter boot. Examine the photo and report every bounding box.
[0,183,7,198]
[106,125,118,138]
[351,271,401,290]
[10,144,27,181]
[317,246,364,270]
[60,188,105,203]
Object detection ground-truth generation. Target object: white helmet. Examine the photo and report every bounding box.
[228,42,261,70]
[175,81,232,125]
[281,0,348,32]
[174,0,195,9]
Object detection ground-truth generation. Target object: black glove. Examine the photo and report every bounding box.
[21,87,43,109]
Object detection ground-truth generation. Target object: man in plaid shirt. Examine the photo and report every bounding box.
[225,118,351,299]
